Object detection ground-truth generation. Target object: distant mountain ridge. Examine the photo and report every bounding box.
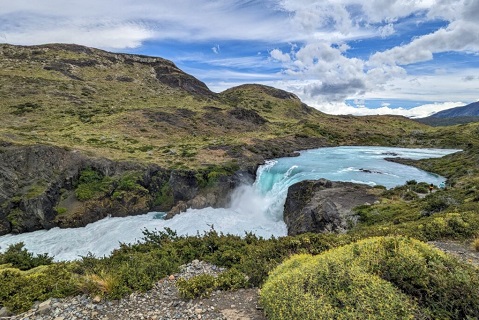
[416,101,479,126]
[430,101,479,118]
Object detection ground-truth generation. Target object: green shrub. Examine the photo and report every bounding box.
[177,274,217,299]
[75,168,112,201]
[116,173,147,193]
[216,268,249,290]
[0,242,53,270]
[261,236,479,320]
[413,182,430,194]
[76,249,180,300]
[261,253,416,319]
[422,192,457,216]
[78,168,103,184]
[176,268,248,299]
[153,183,174,210]
[403,190,419,201]
[0,263,80,313]
[55,206,68,215]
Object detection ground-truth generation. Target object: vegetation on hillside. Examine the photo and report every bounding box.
[0,43,468,170]
[2,43,479,317]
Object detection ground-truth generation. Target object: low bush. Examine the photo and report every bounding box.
[177,274,217,299]
[261,236,479,320]
[0,263,80,313]
[422,191,458,216]
[176,268,249,299]
[0,242,53,270]
[75,248,180,300]
[75,168,112,201]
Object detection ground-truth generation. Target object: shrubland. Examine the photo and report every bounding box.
[1,43,473,169]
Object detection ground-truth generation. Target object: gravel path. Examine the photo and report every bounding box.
[2,260,266,320]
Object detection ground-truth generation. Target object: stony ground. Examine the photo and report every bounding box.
[2,260,266,320]
[429,240,479,266]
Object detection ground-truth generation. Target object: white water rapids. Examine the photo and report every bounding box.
[0,146,459,261]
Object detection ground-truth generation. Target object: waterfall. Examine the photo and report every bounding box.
[0,146,459,261]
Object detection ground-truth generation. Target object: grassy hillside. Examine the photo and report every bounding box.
[0,43,455,170]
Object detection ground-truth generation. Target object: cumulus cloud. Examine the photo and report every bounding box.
[369,21,479,66]
[267,1,479,106]
[270,49,291,63]
[378,23,395,38]
[304,79,366,102]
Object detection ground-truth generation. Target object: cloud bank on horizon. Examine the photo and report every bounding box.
[1,0,478,117]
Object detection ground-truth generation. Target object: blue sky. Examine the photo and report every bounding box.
[1,0,478,117]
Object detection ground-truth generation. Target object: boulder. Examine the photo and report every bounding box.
[283,179,378,236]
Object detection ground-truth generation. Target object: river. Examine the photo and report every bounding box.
[0,146,459,261]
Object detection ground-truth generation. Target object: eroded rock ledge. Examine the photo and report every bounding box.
[283,179,379,236]
[0,143,252,235]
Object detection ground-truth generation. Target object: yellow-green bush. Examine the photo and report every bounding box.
[474,238,479,252]
[261,252,417,319]
[177,274,217,299]
[176,268,249,299]
[261,236,479,320]
[0,263,80,313]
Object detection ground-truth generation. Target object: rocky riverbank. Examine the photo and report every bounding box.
[0,260,266,320]
[0,144,253,236]
[283,179,379,236]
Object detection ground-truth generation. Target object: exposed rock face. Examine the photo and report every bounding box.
[166,170,251,218]
[0,144,251,235]
[283,179,378,236]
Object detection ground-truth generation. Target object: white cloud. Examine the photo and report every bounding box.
[369,21,479,66]
[212,44,220,54]
[378,23,395,38]
[270,49,291,63]
[0,0,297,47]
[3,23,154,49]
[306,101,465,118]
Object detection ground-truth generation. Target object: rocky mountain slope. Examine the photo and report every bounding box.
[416,101,479,126]
[0,43,471,235]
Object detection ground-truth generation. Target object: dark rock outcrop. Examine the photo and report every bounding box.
[229,108,267,125]
[0,144,250,235]
[283,179,378,236]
